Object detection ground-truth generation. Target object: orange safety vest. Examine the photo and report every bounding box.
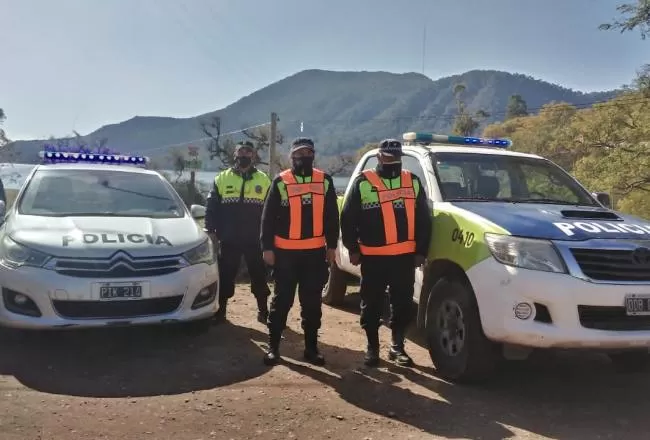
[274,168,327,250]
[359,169,417,256]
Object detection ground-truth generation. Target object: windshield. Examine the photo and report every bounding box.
[432,152,598,206]
[18,169,185,218]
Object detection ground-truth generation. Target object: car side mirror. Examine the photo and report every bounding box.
[592,192,612,209]
[190,204,206,219]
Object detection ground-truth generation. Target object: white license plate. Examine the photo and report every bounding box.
[98,282,143,300]
[624,294,650,316]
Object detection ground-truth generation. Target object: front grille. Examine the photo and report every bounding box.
[53,296,183,319]
[578,305,650,331]
[55,255,183,278]
[570,248,650,282]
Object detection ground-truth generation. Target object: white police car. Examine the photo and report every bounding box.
[0,150,219,331]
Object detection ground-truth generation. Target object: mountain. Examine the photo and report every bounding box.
[5,69,620,167]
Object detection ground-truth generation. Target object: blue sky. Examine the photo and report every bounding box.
[1,0,647,140]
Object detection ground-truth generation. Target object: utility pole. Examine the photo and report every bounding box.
[269,112,278,177]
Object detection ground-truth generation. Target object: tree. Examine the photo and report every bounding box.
[599,0,650,39]
[318,154,355,176]
[201,116,284,171]
[505,94,529,119]
[451,83,490,136]
[0,108,7,148]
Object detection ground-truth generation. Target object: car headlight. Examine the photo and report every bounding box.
[484,233,566,273]
[0,235,52,269]
[182,239,216,265]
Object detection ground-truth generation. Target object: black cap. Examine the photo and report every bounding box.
[290,137,315,154]
[235,141,255,152]
[378,138,403,157]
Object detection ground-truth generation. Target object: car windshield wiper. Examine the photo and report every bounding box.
[512,198,589,206]
[445,197,514,202]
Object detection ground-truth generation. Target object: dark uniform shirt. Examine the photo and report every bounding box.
[341,170,432,256]
[260,171,340,251]
[205,167,269,246]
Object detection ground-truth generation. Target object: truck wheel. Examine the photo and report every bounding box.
[608,350,650,373]
[425,277,499,383]
[322,263,348,306]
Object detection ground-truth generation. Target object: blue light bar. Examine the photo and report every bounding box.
[38,151,148,166]
[402,132,512,148]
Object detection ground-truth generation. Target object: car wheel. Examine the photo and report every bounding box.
[322,263,348,306]
[608,349,650,373]
[425,277,500,383]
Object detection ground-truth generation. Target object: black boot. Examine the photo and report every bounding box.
[214,300,227,323]
[388,329,413,367]
[364,329,380,367]
[303,331,325,366]
[256,296,269,324]
[263,332,281,366]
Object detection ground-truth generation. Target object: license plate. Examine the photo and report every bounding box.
[99,283,143,300]
[625,294,650,316]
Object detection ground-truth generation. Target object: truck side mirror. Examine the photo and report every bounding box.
[592,192,612,209]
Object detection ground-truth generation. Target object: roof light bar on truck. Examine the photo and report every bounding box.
[402,132,513,148]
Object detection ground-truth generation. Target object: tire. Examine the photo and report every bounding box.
[322,263,348,306]
[425,277,500,383]
[608,349,650,373]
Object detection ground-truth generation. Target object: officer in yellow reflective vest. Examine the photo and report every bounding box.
[341,139,432,367]
[205,141,272,323]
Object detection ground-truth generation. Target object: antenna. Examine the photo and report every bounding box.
[421,24,426,74]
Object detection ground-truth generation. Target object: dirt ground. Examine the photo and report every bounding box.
[1,285,650,440]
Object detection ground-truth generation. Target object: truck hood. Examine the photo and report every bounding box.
[5,213,206,258]
[452,202,650,241]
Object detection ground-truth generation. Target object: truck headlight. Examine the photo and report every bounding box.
[0,236,52,269]
[182,239,216,266]
[484,233,566,274]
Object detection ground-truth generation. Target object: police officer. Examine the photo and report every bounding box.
[340,139,432,367]
[205,141,272,323]
[260,137,339,366]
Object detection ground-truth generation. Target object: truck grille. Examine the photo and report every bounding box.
[53,296,183,319]
[578,305,650,331]
[570,248,650,282]
[54,252,184,278]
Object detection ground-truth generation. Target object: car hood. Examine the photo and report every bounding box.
[5,213,206,258]
[451,202,650,241]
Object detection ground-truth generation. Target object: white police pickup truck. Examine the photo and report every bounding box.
[325,132,650,382]
[0,150,219,332]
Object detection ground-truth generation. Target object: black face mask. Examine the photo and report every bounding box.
[377,162,402,179]
[292,157,314,175]
[235,156,252,168]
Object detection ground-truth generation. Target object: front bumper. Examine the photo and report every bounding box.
[469,258,650,349]
[0,262,219,329]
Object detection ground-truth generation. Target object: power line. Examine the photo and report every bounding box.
[144,122,270,153]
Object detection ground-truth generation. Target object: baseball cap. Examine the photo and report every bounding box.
[290,137,315,154]
[378,138,403,157]
[235,141,255,153]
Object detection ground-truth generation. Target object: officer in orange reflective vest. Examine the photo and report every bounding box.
[260,138,340,366]
[340,139,432,367]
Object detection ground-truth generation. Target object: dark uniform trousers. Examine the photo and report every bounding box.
[218,241,271,310]
[267,248,328,339]
[359,254,415,333]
